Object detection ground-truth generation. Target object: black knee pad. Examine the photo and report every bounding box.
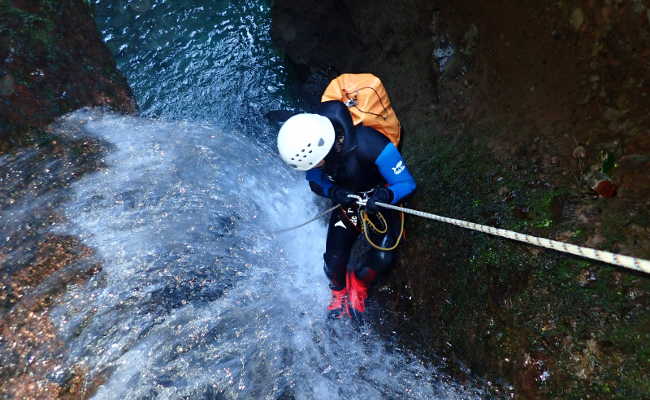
[355,266,378,283]
[364,249,396,275]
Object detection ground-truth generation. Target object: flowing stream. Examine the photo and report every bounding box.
[44,109,482,399]
[1,1,487,398]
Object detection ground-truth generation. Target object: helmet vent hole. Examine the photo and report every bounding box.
[318,138,325,146]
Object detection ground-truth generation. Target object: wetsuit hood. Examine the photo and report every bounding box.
[316,101,357,155]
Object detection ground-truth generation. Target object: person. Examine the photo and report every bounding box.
[276,100,416,319]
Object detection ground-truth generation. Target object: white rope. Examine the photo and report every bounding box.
[271,204,340,234]
[376,202,650,274]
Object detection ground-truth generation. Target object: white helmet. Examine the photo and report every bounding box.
[277,113,335,171]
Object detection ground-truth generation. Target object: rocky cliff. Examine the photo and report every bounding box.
[272,0,650,398]
[0,1,135,397]
[0,0,136,151]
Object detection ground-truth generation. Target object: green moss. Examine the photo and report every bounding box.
[0,3,56,64]
[397,118,650,398]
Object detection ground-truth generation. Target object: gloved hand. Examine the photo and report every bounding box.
[366,187,393,214]
[331,186,357,207]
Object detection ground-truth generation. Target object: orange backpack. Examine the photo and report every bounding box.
[321,73,401,146]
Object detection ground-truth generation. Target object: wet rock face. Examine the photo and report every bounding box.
[272,0,650,398]
[0,112,114,398]
[0,0,136,150]
[271,1,361,71]
[271,0,438,117]
[0,1,135,396]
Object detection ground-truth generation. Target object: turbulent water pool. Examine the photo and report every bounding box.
[0,1,487,398]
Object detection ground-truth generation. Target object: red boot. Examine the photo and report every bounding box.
[327,288,350,319]
[346,270,369,315]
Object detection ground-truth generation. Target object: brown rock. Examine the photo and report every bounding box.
[0,0,136,150]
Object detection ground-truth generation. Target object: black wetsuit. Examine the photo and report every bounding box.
[305,101,416,290]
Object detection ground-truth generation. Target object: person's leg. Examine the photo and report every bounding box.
[357,235,398,284]
[357,247,396,283]
[323,209,358,317]
[323,209,358,289]
[348,209,402,314]
[357,208,401,281]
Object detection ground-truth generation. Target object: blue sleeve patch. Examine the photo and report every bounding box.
[375,143,416,203]
[305,168,334,197]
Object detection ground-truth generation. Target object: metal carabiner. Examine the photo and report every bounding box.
[347,194,367,207]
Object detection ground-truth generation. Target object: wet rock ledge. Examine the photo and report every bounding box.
[272,0,650,398]
[0,0,136,151]
[1,1,135,398]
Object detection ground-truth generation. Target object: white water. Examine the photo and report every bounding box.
[44,109,483,399]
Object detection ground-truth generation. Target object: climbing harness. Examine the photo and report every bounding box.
[271,191,406,252]
[348,193,405,251]
[272,198,650,274]
[375,201,650,275]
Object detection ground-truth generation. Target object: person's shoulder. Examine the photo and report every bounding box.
[355,125,390,160]
[356,125,390,145]
[315,101,349,122]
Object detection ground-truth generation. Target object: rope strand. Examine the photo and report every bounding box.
[271,199,650,274]
[375,201,650,274]
[270,204,340,234]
